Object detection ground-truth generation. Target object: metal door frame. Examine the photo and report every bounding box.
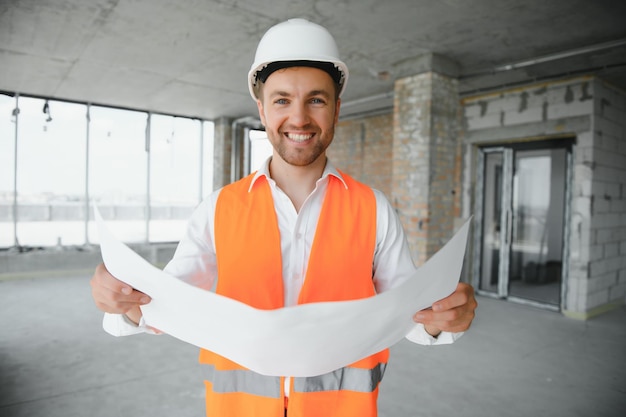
[473,139,573,311]
[473,147,512,299]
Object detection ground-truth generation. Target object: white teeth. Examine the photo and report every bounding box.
[287,133,312,142]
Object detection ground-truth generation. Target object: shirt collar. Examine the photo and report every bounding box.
[248,157,348,192]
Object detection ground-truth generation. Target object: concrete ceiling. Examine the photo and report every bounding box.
[1,0,625,121]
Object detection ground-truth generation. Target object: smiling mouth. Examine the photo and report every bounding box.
[286,132,314,143]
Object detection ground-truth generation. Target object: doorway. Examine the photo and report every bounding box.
[474,139,572,309]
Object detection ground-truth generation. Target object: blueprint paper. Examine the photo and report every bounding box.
[95,207,470,377]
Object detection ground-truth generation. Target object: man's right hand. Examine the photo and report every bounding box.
[90,263,151,325]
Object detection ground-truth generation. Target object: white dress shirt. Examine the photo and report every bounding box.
[103,158,463,348]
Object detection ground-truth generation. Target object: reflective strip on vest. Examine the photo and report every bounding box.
[203,364,281,398]
[294,363,387,393]
[203,362,386,396]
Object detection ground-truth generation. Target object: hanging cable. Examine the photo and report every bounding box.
[43,100,52,122]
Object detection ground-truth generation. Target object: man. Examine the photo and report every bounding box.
[91,18,477,416]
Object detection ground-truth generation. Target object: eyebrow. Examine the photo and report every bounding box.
[308,90,331,99]
[268,90,290,99]
[268,89,332,100]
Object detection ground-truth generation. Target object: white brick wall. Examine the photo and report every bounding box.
[463,76,626,316]
[464,79,596,130]
[589,80,626,309]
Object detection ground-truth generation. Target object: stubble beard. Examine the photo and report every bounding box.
[271,128,333,167]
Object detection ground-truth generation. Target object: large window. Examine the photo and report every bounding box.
[249,129,272,172]
[88,106,148,244]
[0,94,16,247]
[0,94,214,249]
[16,98,87,247]
[149,114,201,242]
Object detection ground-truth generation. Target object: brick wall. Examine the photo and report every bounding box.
[330,113,394,198]
[392,72,461,264]
[586,80,626,311]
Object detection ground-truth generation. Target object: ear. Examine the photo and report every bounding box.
[334,98,341,125]
[256,99,267,126]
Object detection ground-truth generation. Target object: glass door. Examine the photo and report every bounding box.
[475,141,571,308]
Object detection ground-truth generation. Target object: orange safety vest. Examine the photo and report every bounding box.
[200,171,389,417]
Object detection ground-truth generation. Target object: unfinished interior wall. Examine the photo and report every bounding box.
[462,76,626,317]
[391,72,461,265]
[331,113,394,198]
[212,117,232,190]
[583,80,626,316]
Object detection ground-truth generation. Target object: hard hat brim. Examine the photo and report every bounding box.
[248,58,349,100]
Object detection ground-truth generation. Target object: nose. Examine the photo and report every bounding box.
[288,101,311,127]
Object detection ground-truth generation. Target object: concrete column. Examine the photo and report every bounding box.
[392,54,461,265]
[212,117,232,189]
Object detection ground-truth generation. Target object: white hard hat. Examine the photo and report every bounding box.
[248,18,349,100]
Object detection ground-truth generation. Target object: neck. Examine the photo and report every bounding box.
[269,155,326,212]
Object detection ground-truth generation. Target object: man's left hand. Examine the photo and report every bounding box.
[413,282,477,337]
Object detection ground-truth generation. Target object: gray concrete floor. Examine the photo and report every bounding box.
[1,273,625,417]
